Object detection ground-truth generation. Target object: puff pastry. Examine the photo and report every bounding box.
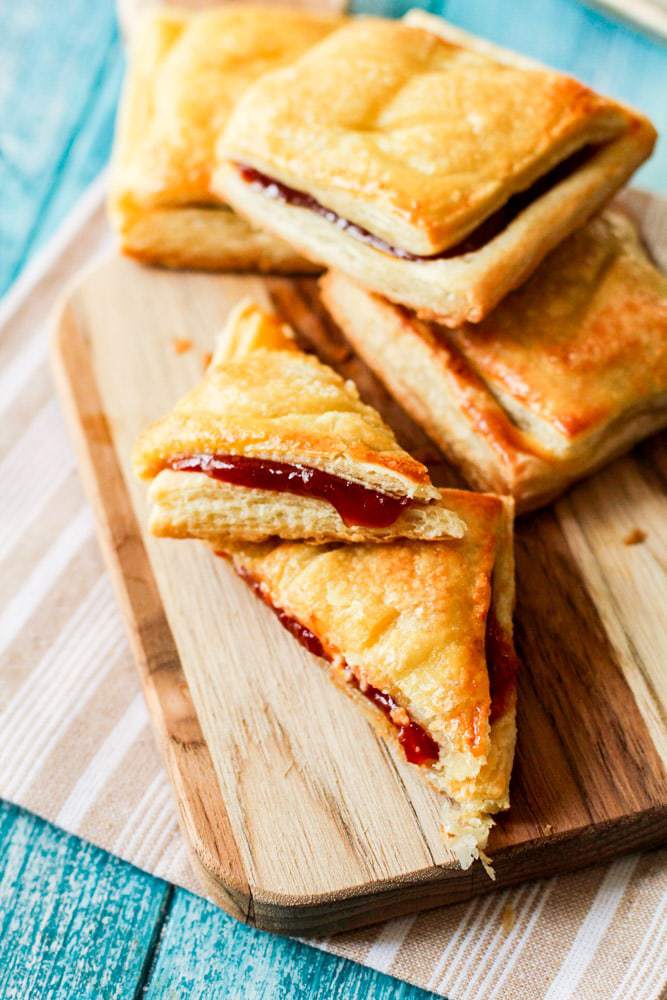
[220,488,517,869]
[320,207,667,511]
[109,7,340,271]
[216,13,655,325]
[133,301,466,542]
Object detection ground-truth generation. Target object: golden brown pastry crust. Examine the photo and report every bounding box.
[219,17,632,255]
[133,300,437,494]
[216,15,655,322]
[222,488,517,868]
[133,301,473,543]
[109,7,340,271]
[320,207,667,511]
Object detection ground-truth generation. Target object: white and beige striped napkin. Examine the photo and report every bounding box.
[1,175,665,1000]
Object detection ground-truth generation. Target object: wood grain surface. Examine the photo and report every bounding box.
[50,189,667,935]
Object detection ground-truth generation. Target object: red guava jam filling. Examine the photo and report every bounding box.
[233,563,327,659]
[237,164,426,260]
[237,146,596,262]
[170,453,412,528]
[346,675,440,766]
[485,610,519,724]
[229,560,439,765]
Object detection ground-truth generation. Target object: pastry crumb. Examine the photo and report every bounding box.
[170,337,193,354]
[201,350,213,370]
[390,705,410,726]
[501,902,516,934]
[623,528,647,546]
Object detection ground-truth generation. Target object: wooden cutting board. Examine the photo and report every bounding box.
[51,189,667,936]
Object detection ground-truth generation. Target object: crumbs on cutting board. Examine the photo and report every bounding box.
[624,528,647,546]
[170,337,193,354]
[501,902,516,934]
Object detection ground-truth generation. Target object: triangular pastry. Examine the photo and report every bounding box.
[215,13,654,325]
[133,302,465,543]
[320,207,667,511]
[109,7,341,272]
[219,488,517,869]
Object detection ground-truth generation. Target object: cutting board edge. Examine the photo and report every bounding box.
[49,297,255,920]
[194,805,667,936]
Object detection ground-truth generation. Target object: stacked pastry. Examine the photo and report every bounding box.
[110,7,341,270]
[120,8,667,871]
[133,300,517,871]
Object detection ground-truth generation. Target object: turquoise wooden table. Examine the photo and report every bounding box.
[1,1,665,996]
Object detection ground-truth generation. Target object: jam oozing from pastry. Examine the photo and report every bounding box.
[233,563,327,658]
[237,145,596,261]
[346,674,440,766]
[170,453,413,528]
[237,165,425,260]
[229,559,439,766]
[485,610,519,724]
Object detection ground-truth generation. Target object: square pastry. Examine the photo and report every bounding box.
[320,207,667,511]
[133,300,466,542]
[109,7,340,271]
[221,487,517,869]
[216,14,655,325]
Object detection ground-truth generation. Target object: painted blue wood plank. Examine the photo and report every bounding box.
[0,0,123,294]
[0,800,438,1000]
[0,801,170,999]
[144,887,439,1000]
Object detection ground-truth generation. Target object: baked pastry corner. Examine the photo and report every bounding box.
[133,300,467,543]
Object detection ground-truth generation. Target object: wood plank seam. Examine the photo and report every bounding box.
[130,883,176,1000]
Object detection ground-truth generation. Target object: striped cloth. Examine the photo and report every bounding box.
[1,175,665,1000]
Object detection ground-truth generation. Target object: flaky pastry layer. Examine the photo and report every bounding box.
[113,204,321,273]
[149,470,464,543]
[133,300,438,501]
[219,16,632,254]
[218,118,653,326]
[132,300,476,544]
